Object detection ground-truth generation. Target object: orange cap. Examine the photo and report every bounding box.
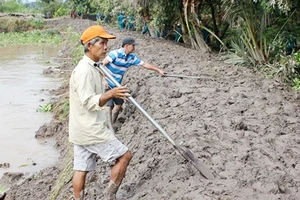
[80,25,116,44]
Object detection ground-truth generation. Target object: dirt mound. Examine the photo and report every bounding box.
[2,17,300,200]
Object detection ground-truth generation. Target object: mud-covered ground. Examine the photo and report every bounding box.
[1,17,300,200]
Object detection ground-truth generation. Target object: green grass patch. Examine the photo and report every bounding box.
[37,103,53,112]
[0,29,62,46]
[0,184,5,193]
[292,78,300,90]
[0,16,46,32]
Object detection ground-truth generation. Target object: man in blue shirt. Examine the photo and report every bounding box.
[127,14,135,31]
[102,37,165,132]
[117,12,126,30]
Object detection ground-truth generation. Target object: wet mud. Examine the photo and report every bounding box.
[1,17,300,200]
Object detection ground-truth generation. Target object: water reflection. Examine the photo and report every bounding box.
[0,45,61,178]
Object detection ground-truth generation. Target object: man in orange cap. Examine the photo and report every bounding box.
[69,25,132,200]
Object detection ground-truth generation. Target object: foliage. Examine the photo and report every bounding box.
[63,27,82,65]
[41,0,55,3]
[53,6,69,17]
[0,29,61,46]
[148,0,181,28]
[37,103,53,112]
[292,78,300,90]
[295,52,300,63]
[68,0,97,14]
[28,18,46,29]
[0,0,32,13]
[0,184,5,193]
[39,0,67,17]
[32,0,300,87]
[97,0,118,16]
[264,51,300,84]
[49,142,73,200]
[222,0,299,64]
[0,16,46,32]
[274,55,299,83]
[261,0,292,12]
[223,0,269,65]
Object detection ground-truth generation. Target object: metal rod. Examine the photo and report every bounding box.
[97,64,176,146]
[164,74,202,79]
[97,64,214,179]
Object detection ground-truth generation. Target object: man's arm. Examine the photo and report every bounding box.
[142,62,165,75]
[102,57,110,66]
[99,86,130,107]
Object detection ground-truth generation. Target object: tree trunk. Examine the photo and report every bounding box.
[182,0,209,52]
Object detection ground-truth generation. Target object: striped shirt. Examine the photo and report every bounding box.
[105,48,144,88]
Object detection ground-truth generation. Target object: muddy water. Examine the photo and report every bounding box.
[0,45,61,178]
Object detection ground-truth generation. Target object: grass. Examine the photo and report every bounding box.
[0,29,62,47]
[0,184,5,194]
[292,78,300,90]
[0,16,45,32]
[37,103,53,112]
[49,143,73,200]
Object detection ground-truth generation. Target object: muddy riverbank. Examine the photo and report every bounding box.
[1,17,300,200]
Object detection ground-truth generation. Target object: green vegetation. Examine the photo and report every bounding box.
[0,17,46,32]
[41,0,69,17]
[65,27,82,65]
[53,6,69,17]
[0,184,5,193]
[49,142,73,200]
[0,0,33,13]
[292,78,300,90]
[0,29,61,46]
[37,103,53,112]
[1,0,300,86]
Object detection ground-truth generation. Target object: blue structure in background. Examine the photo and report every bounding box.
[127,15,135,31]
[284,31,297,55]
[104,14,111,24]
[142,22,151,36]
[202,24,211,44]
[117,12,126,30]
[96,12,102,20]
[175,24,183,43]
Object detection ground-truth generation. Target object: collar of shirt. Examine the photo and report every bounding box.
[119,48,131,61]
[119,48,127,56]
[82,55,99,67]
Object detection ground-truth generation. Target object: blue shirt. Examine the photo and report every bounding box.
[117,14,125,24]
[105,48,144,88]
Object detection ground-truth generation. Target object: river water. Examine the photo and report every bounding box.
[0,45,61,179]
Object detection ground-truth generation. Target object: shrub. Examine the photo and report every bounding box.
[53,7,69,17]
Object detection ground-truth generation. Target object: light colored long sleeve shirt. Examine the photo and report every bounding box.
[69,55,116,145]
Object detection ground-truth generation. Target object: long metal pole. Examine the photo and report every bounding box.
[164,74,202,79]
[97,64,214,180]
[97,64,176,146]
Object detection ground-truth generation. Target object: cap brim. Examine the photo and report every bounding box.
[133,42,139,46]
[101,33,116,39]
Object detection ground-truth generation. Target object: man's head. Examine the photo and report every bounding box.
[122,37,138,54]
[80,25,116,62]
